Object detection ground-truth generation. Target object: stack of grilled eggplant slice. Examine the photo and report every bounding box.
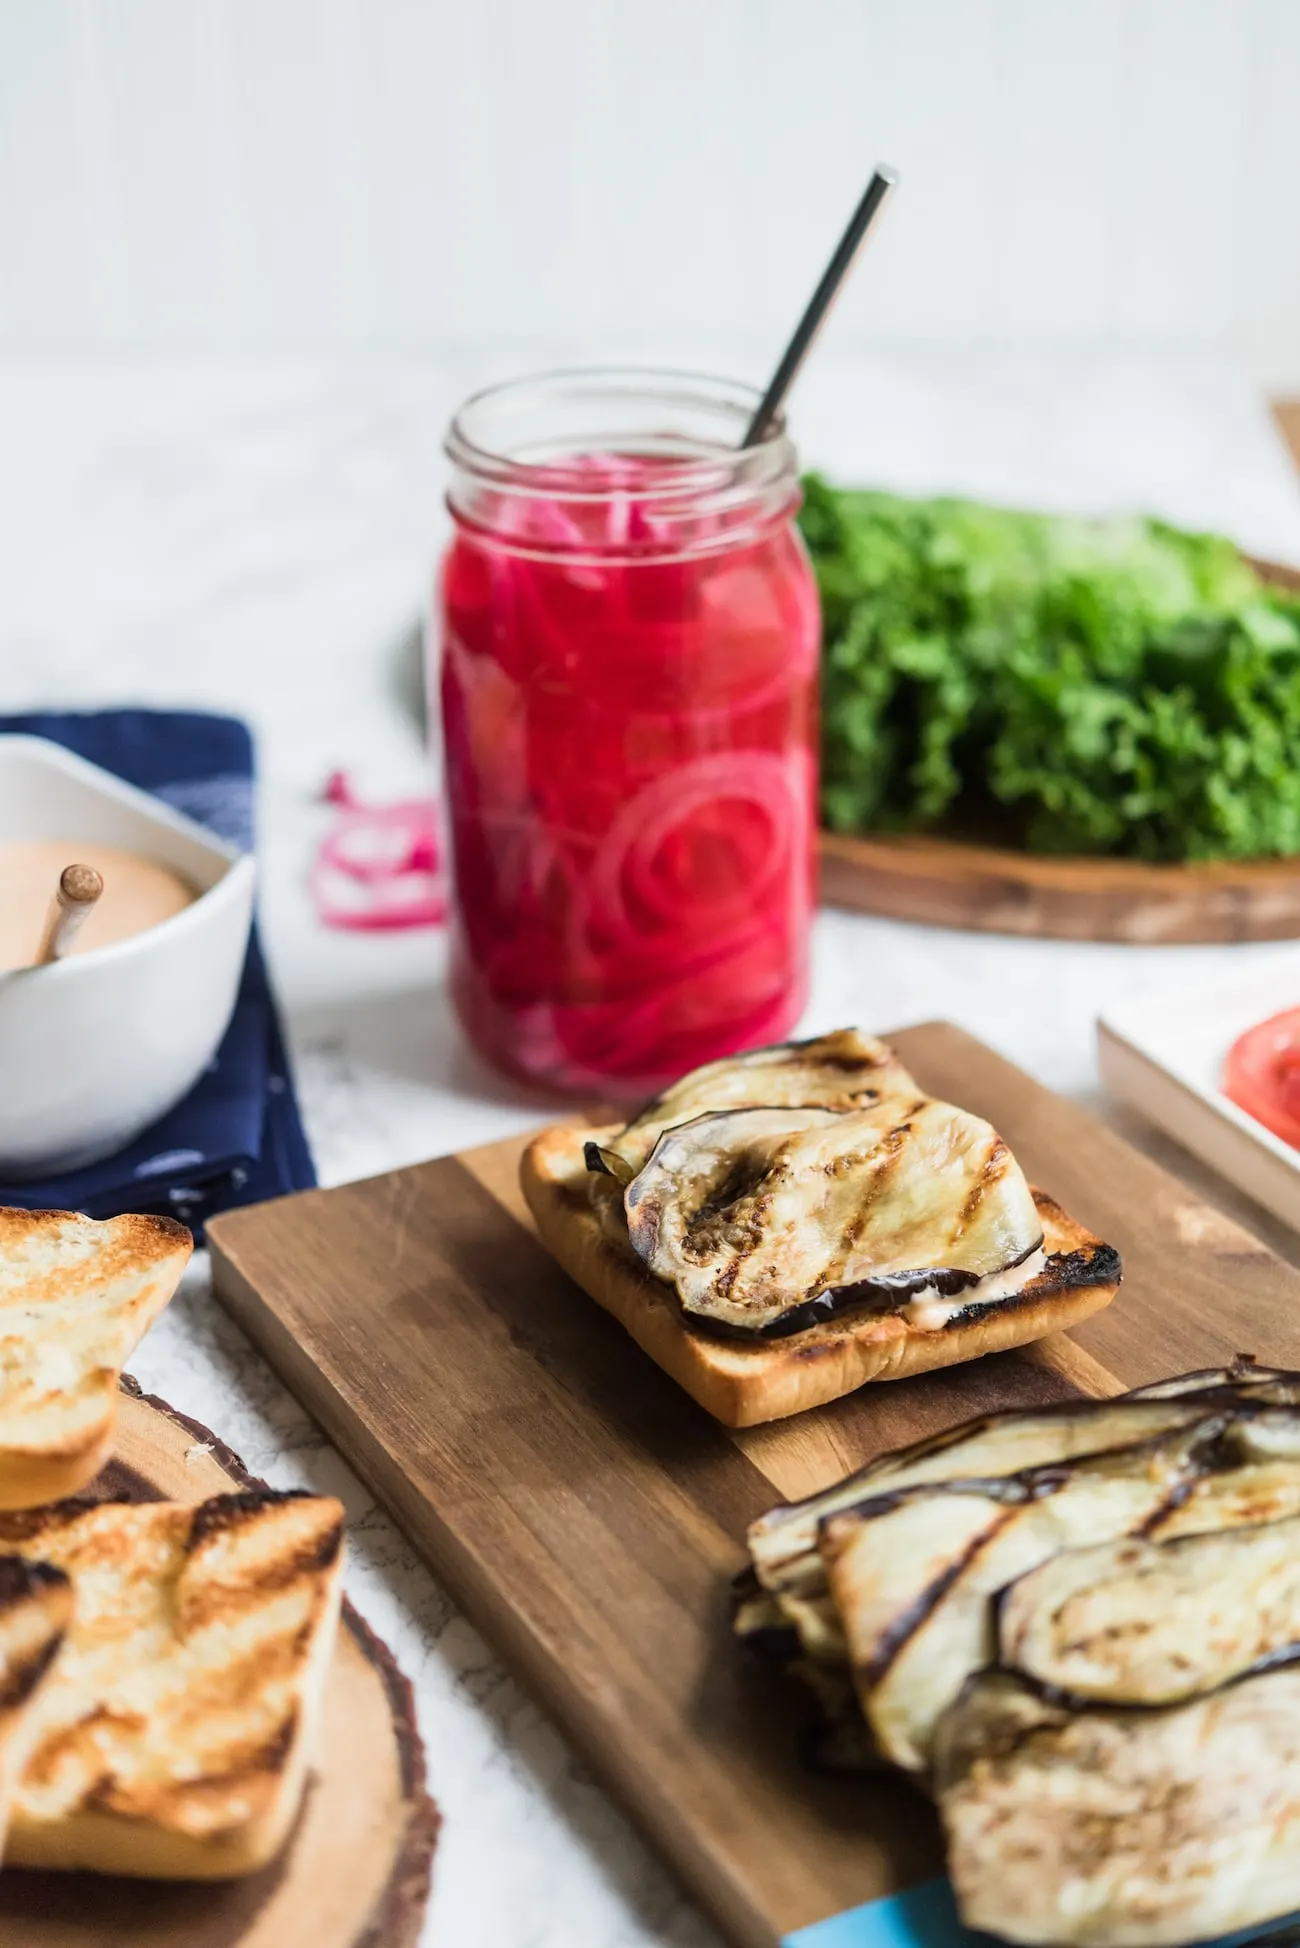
[735,1360,1300,1946]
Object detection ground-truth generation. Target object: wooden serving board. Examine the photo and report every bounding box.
[817,556,1300,944]
[0,1383,438,1948]
[207,1021,1300,1948]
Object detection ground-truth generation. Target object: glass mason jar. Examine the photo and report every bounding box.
[435,369,820,1095]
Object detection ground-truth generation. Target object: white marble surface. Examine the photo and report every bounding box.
[3,351,1300,1947]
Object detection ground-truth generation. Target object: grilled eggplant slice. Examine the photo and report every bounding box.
[731,1572,800,1663]
[624,1104,845,1334]
[823,1428,1211,1774]
[582,1141,636,1186]
[1124,1358,1290,1400]
[588,1028,916,1181]
[765,1586,847,1665]
[745,1376,1300,1601]
[1225,1404,1300,1458]
[1000,1514,1300,1705]
[814,1483,1028,1683]
[735,1366,1300,1929]
[732,1577,881,1773]
[935,1667,1300,1948]
[1149,1451,1300,1539]
[626,1096,1044,1337]
[745,1394,1300,1693]
[746,1393,1233,1600]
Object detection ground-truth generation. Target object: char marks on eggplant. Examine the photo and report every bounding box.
[624,1097,1045,1337]
[588,1028,916,1181]
[934,1667,1300,1948]
[821,1428,1211,1773]
[1000,1514,1300,1704]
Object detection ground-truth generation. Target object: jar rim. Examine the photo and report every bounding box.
[444,366,796,505]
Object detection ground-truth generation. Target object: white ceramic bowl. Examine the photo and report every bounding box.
[0,736,256,1179]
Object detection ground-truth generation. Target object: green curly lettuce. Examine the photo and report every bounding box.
[803,474,1300,860]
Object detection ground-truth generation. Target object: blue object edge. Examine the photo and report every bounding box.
[782,1879,1300,1948]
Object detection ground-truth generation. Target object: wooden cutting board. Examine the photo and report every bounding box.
[207,1021,1300,1948]
[817,556,1300,944]
[0,1383,438,1948]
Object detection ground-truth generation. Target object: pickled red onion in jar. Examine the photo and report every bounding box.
[436,375,819,1095]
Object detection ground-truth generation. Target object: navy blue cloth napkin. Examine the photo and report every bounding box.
[0,709,315,1235]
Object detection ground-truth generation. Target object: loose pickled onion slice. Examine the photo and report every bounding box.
[313,772,446,932]
[1223,1008,1300,1151]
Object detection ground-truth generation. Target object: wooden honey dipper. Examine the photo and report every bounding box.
[36,863,104,965]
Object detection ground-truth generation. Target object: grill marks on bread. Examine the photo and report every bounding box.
[0,1558,70,1714]
[0,1491,344,1843]
[0,1553,72,1862]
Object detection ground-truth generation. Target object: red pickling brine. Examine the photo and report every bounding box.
[437,372,820,1094]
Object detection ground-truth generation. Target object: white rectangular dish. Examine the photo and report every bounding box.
[1098,960,1300,1236]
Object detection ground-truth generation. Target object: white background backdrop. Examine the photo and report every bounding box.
[4,0,1300,388]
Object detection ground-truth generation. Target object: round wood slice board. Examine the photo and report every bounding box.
[0,1380,439,1948]
[818,554,1300,944]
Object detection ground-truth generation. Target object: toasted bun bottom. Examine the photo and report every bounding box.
[520,1125,1121,1428]
[4,1562,342,1879]
[0,1427,116,1513]
[0,1568,72,1863]
[0,1210,193,1513]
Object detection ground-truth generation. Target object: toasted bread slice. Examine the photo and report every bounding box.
[521,1123,1121,1427]
[0,1556,72,1858]
[0,1490,345,1879]
[0,1208,192,1507]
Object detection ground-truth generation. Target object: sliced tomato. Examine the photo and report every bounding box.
[1223,1008,1300,1150]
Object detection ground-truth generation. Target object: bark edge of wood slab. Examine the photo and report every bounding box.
[0,1375,439,1948]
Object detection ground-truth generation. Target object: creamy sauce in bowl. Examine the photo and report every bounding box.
[0,841,199,970]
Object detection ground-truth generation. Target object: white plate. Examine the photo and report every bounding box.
[1098,961,1300,1235]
